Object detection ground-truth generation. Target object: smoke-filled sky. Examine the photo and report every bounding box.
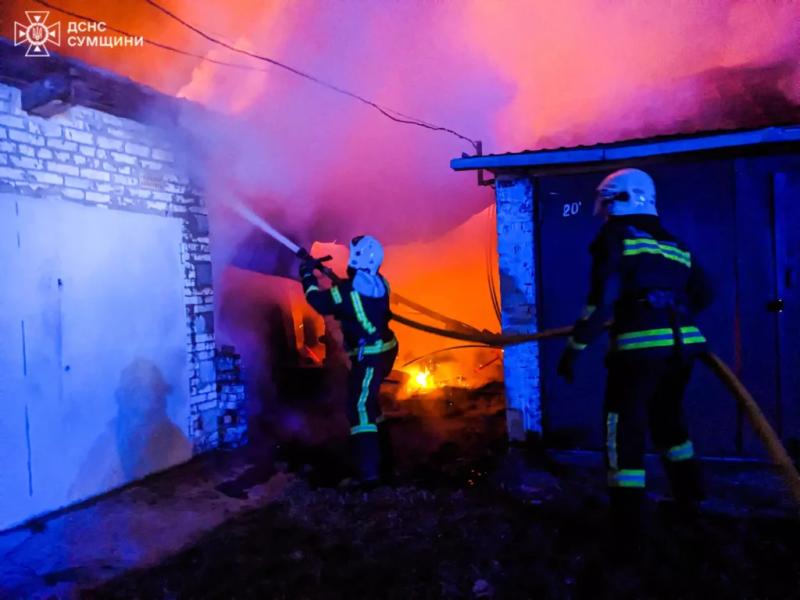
[5,0,799,245]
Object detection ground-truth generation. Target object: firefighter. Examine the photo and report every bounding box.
[556,168,714,534]
[299,235,398,486]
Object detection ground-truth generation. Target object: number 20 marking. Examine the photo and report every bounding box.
[563,202,582,217]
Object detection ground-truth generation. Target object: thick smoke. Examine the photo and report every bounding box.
[6,0,798,438]
[12,0,798,243]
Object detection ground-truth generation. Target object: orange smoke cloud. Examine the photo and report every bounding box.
[6,1,797,240]
[4,1,798,394]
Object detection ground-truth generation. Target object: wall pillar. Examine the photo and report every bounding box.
[495,175,540,441]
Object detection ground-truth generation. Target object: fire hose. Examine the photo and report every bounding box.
[233,201,800,508]
[394,312,800,508]
[231,200,573,346]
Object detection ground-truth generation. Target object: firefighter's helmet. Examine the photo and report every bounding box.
[594,168,657,218]
[348,235,383,276]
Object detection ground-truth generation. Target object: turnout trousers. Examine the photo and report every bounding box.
[346,344,398,481]
[604,352,704,525]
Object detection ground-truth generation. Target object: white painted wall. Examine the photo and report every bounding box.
[0,194,192,530]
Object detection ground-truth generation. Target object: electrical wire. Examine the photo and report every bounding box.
[33,0,272,73]
[32,0,480,149]
[140,0,480,150]
[485,203,502,324]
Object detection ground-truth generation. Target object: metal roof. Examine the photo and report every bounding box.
[451,125,800,172]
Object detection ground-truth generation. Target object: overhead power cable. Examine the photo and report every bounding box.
[33,0,480,149]
[141,0,479,149]
[33,0,478,150]
[33,0,272,73]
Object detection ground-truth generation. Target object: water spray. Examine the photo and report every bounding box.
[230,200,302,255]
[230,200,339,281]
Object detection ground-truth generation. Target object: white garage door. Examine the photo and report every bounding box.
[0,195,192,530]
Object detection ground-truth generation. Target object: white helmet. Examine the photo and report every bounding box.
[348,235,383,276]
[594,168,657,218]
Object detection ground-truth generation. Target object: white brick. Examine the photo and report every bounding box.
[64,129,93,145]
[106,126,133,140]
[36,121,62,138]
[140,159,162,170]
[62,188,85,200]
[0,166,25,180]
[164,182,186,194]
[9,156,43,169]
[0,141,16,153]
[94,183,122,194]
[112,174,138,186]
[100,162,118,173]
[30,171,63,185]
[99,112,125,127]
[129,188,151,199]
[97,149,107,159]
[37,147,53,159]
[79,145,95,157]
[196,399,217,411]
[152,148,174,162]
[86,191,111,203]
[97,135,124,150]
[0,128,6,139]
[147,201,168,211]
[110,152,137,165]
[53,151,70,162]
[47,138,78,151]
[0,115,24,129]
[48,162,80,176]
[125,142,150,158]
[64,176,91,190]
[74,155,88,166]
[62,111,88,128]
[0,154,6,165]
[152,191,173,202]
[80,168,110,182]
[9,130,44,146]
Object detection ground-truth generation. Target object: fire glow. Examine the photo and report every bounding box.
[410,368,435,393]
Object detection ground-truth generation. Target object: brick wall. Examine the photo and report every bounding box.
[215,346,248,449]
[0,82,233,452]
[495,175,541,441]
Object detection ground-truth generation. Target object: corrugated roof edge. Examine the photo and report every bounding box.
[450,125,800,172]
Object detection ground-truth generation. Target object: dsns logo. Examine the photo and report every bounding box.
[14,11,61,57]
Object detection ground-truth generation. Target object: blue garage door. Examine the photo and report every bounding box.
[536,159,740,456]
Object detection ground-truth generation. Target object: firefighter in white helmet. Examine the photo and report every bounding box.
[300,235,398,486]
[558,167,714,545]
[593,167,658,218]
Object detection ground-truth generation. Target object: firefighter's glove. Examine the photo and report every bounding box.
[557,346,580,384]
[299,258,316,280]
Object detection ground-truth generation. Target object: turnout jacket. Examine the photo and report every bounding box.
[570,215,714,355]
[301,271,397,359]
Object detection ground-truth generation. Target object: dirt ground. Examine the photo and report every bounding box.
[88,388,800,600]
